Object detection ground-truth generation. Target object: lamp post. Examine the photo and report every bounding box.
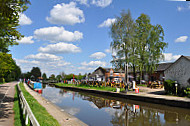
[175,81,178,95]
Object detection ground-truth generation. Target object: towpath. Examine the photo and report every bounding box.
[0,82,17,126]
[24,83,88,126]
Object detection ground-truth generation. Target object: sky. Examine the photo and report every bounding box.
[10,0,190,77]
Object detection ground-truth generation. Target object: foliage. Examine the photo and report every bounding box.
[0,53,21,82]
[20,72,31,79]
[110,10,168,82]
[19,83,60,126]
[164,80,175,94]
[184,88,190,98]
[49,74,55,80]
[42,73,47,80]
[0,0,30,52]
[13,85,25,126]
[63,74,77,80]
[56,75,62,82]
[30,67,41,80]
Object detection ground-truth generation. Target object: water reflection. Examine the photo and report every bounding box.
[42,85,190,126]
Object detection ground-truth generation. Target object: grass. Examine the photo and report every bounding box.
[137,84,147,87]
[13,85,25,126]
[55,83,125,92]
[19,83,60,126]
[0,82,4,85]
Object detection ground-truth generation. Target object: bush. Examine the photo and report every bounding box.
[164,80,175,94]
[184,88,190,98]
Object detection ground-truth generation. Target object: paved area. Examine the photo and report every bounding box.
[24,83,88,126]
[0,82,17,126]
[128,86,190,102]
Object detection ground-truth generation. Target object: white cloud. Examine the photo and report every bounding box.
[38,42,81,54]
[98,18,116,28]
[25,53,63,61]
[18,36,34,44]
[81,61,107,67]
[19,13,32,25]
[76,0,89,6]
[163,53,181,62]
[90,52,106,59]
[104,48,111,53]
[46,2,85,25]
[177,3,190,11]
[91,0,112,8]
[34,26,83,42]
[78,66,94,71]
[175,36,188,42]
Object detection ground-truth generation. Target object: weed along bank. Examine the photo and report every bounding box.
[165,56,190,88]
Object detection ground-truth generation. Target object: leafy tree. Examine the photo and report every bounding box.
[56,75,62,82]
[30,67,41,80]
[64,74,76,80]
[110,10,167,82]
[136,14,167,81]
[42,73,47,80]
[60,71,66,80]
[0,0,30,52]
[0,53,16,82]
[110,10,137,81]
[49,74,55,80]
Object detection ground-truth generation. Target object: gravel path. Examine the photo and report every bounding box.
[0,82,17,126]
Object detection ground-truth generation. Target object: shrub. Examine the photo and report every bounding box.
[164,80,175,94]
[184,88,190,98]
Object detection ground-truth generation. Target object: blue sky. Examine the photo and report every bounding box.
[10,0,190,76]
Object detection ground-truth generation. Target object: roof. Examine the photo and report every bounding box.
[165,55,190,71]
[156,63,173,71]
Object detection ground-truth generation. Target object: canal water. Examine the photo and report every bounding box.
[42,85,190,126]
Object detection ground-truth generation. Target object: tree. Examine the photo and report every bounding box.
[136,14,167,81]
[60,71,66,80]
[49,74,55,80]
[0,53,16,82]
[110,10,137,81]
[42,73,47,80]
[110,11,167,83]
[56,75,62,82]
[0,0,30,52]
[30,67,41,80]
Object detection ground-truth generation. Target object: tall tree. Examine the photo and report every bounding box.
[0,53,17,82]
[136,14,167,81]
[0,0,30,52]
[42,73,47,80]
[30,67,41,80]
[110,10,137,81]
[49,74,55,80]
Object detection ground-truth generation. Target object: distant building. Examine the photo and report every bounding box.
[165,56,190,87]
[89,67,125,82]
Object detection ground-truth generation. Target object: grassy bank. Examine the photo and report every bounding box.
[13,86,25,126]
[55,83,125,92]
[19,83,60,126]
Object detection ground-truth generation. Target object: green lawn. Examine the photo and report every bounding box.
[13,85,25,126]
[55,83,125,92]
[19,83,60,126]
[137,84,147,87]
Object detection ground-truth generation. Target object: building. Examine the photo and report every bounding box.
[89,67,125,82]
[165,56,190,87]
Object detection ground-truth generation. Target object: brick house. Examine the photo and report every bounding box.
[89,67,125,82]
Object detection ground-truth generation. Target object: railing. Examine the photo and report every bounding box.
[17,82,40,126]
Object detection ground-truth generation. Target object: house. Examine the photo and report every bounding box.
[164,55,190,87]
[89,67,125,82]
[151,62,173,81]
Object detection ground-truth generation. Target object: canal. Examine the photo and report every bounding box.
[42,84,190,126]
